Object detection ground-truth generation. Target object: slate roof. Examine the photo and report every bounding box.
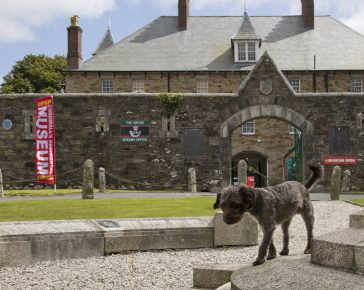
[78,15,364,72]
[93,28,115,56]
[232,11,261,41]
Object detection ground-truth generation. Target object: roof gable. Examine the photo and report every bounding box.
[93,28,115,56]
[232,11,261,42]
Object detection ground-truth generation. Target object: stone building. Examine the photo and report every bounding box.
[1,0,364,190]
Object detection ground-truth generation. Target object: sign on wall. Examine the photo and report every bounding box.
[2,119,12,130]
[323,156,358,165]
[121,120,150,142]
[35,96,56,184]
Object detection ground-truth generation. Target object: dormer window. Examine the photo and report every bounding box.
[231,11,261,64]
[235,41,257,62]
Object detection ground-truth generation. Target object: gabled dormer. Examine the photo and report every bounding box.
[93,22,115,56]
[231,10,261,63]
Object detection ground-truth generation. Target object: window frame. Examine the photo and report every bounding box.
[234,41,258,63]
[289,79,300,93]
[242,120,255,135]
[101,79,113,93]
[132,79,145,93]
[351,79,362,93]
[196,79,209,93]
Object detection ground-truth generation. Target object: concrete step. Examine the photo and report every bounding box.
[350,209,364,229]
[230,255,364,290]
[193,264,244,289]
[311,228,364,274]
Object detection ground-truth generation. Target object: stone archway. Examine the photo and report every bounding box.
[221,104,314,186]
[221,105,314,138]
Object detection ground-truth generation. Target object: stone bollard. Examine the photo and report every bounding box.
[188,168,197,193]
[341,170,350,193]
[82,159,94,199]
[98,167,106,193]
[0,169,4,198]
[330,166,342,200]
[238,160,247,186]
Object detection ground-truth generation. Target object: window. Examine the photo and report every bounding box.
[196,79,208,93]
[289,79,300,93]
[351,79,362,92]
[162,114,176,132]
[330,127,350,153]
[183,129,204,157]
[101,80,113,93]
[242,120,255,135]
[133,79,144,92]
[235,42,257,62]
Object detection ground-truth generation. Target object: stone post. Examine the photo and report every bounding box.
[341,170,350,193]
[98,167,106,193]
[0,169,4,198]
[82,159,94,199]
[238,160,247,186]
[188,168,197,193]
[330,166,342,200]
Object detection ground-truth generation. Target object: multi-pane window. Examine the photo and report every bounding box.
[236,42,257,62]
[196,79,208,93]
[289,79,300,93]
[351,79,362,92]
[101,80,113,93]
[133,79,145,92]
[242,120,255,135]
[247,42,256,61]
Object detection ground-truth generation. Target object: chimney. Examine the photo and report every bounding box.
[178,0,189,30]
[67,15,83,69]
[301,0,314,29]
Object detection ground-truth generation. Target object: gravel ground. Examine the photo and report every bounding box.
[0,201,361,290]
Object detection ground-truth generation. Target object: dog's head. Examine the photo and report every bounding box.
[213,186,255,225]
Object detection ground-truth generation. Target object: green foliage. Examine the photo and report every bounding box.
[0,197,216,222]
[0,54,67,94]
[156,92,184,117]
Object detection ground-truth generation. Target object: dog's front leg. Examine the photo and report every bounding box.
[253,227,275,266]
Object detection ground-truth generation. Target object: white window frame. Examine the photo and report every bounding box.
[234,41,258,63]
[242,120,255,135]
[351,79,362,92]
[289,79,300,93]
[196,79,208,93]
[133,79,145,93]
[101,80,113,93]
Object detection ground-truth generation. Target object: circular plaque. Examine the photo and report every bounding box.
[2,119,12,130]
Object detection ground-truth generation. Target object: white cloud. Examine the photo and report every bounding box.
[0,0,116,43]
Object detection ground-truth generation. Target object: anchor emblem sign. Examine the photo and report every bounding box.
[260,80,273,95]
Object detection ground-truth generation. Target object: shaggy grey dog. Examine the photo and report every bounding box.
[213,163,323,266]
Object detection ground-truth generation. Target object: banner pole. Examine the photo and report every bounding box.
[54,183,57,195]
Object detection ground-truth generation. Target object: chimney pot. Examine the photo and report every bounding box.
[67,16,83,69]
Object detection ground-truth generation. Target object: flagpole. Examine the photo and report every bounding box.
[54,183,57,195]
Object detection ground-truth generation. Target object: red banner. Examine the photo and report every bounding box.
[247,176,255,188]
[323,156,358,166]
[35,96,56,184]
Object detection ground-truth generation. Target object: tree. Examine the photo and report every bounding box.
[0,54,67,94]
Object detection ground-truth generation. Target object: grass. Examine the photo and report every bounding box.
[352,199,364,205]
[0,197,216,222]
[3,189,184,197]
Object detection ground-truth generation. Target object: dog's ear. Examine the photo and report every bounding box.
[213,192,221,209]
[238,186,255,208]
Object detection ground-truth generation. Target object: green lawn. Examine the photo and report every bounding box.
[4,189,184,197]
[0,197,216,222]
[352,199,364,205]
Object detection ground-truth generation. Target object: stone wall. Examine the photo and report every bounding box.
[66,71,364,94]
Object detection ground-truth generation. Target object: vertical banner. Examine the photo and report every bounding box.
[35,96,56,184]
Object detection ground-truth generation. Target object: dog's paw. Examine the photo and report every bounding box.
[267,253,276,260]
[280,249,289,256]
[253,258,265,266]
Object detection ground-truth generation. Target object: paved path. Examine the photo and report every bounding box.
[0,191,363,202]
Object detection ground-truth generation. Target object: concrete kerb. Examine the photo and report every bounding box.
[0,214,258,268]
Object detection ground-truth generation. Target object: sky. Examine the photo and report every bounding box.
[0,0,364,84]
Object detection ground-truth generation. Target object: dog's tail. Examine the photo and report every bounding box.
[304,162,324,191]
